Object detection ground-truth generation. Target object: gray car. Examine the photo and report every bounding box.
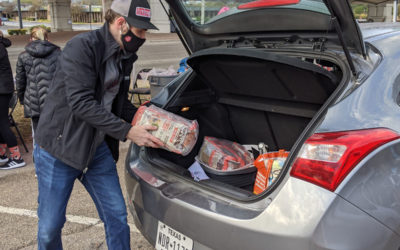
[124,0,400,249]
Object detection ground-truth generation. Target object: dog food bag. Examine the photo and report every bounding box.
[198,137,254,171]
[253,149,289,195]
[131,105,199,156]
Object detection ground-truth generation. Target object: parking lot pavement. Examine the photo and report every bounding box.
[0,141,154,250]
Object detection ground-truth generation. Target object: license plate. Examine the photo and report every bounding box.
[155,221,193,250]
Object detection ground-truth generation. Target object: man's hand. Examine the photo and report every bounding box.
[126,125,164,148]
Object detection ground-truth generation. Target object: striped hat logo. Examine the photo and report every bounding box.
[136,7,151,18]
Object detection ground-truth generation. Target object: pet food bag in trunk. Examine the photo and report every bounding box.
[198,137,254,171]
[131,105,199,156]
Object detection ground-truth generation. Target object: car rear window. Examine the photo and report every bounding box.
[180,0,330,25]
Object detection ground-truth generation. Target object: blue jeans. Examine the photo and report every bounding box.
[34,142,130,250]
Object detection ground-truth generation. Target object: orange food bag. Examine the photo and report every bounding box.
[253,150,289,195]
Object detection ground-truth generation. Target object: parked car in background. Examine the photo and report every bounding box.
[125,0,400,249]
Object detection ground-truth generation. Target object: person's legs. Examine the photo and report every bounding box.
[34,145,82,250]
[0,94,25,169]
[0,94,12,165]
[80,142,130,250]
[31,117,39,172]
[0,94,18,148]
[31,117,39,133]
[31,117,39,151]
[0,133,7,164]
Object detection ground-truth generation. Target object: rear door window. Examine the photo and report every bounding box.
[180,0,329,25]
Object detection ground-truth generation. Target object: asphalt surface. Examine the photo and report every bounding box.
[0,27,187,250]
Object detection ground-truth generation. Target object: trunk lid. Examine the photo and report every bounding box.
[164,0,366,57]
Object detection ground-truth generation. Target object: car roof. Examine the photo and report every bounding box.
[360,23,400,40]
[352,0,393,4]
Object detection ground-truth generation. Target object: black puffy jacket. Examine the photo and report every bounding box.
[0,36,14,94]
[15,40,60,118]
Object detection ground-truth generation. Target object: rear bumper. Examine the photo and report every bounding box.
[124,145,400,250]
[127,199,213,250]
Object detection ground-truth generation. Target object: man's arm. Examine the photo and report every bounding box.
[62,36,163,147]
[62,37,132,141]
[121,91,137,122]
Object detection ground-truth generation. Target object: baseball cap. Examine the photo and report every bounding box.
[111,0,158,30]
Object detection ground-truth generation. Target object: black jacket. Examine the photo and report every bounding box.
[15,40,61,118]
[0,36,14,94]
[35,24,137,170]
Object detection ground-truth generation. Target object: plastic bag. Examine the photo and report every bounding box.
[131,105,199,156]
[140,66,178,80]
[188,161,210,182]
[197,137,254,171]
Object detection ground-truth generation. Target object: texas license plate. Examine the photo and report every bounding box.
[155,221,193,250]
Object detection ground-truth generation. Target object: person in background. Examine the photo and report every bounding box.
[33,0,163,249]
[15,26,61,142]
[0,30,26,170]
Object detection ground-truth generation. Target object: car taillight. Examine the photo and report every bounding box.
[290,128,400,191]
[238,0,300,9]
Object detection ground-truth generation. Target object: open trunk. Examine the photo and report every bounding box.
[147,48,343,196]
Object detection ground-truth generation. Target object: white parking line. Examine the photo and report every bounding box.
[0,205,139,233]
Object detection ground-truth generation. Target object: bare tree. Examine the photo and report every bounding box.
[70,4,85,15]
[0,2,16,15]
[30,0,46,12]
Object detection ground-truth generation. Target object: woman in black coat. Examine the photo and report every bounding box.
[15,27,61,133]
[0,30,26,170]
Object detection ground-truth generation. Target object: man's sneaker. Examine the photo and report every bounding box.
[0,158,26,170]
[0,155,8,164]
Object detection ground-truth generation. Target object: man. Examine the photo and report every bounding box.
[33,0,163,249]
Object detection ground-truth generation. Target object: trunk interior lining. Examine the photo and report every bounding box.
[187,48,338,105]
[218,95,320,118]
[156,102,310,166]
[159,49,341,168]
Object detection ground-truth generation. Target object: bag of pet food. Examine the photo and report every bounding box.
[131,105,199,156]
[197,137,253,171]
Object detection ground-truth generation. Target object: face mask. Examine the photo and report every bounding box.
[120,28,145,53]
